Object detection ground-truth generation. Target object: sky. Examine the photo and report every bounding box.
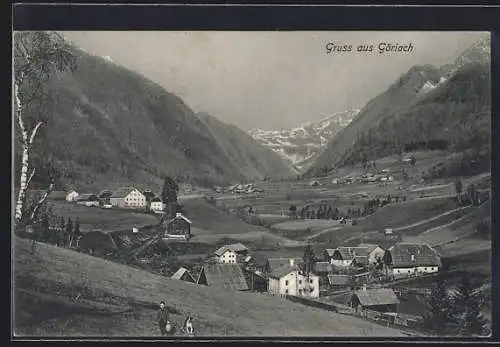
[61,31,488,131]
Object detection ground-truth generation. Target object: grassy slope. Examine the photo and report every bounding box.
[13,237,407,337]
[48,201,159,232]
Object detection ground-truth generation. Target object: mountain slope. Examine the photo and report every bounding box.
[15,44,293,191]
[307,37,491,176]
[249,110,359,171]
[197,112,298,180]
[14,237,408,337]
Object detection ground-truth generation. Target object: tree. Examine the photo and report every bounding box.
[302,243,315,275]
[410,155,417,169]
[162,176,180,218]
[455,178,464,197]
[73,218,81,243]
[451,276,488,336]
[422,275,454,335]
[65,217,73,247]
[14,31,77,228]
[289,205,297,220]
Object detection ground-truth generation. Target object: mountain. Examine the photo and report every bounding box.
[307,37,491,177]
[15,43,294,192]
[248,110,359,171]
[196,112,299,180]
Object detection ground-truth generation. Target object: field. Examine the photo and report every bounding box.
[48,201,159,232]
[13,237,408,337]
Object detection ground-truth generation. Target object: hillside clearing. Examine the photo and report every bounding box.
[13,237,407,337]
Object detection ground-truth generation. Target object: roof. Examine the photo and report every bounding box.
[357,243,383,253]
[143,190,156,198]
[354,256,369,266]
[269,264,301,279]
[388,243,441,268]
[110,187,140,198]
[353,288,400,306]
[167,212,192,225]
[325,249,336,257]
[328,274,352,286]
[199,263,249,291]
[266,257,303,273]
[151,197,162,202]
[97,189,112,198]
[171,267,195,282]
[313,261,333,273]
[76,193,98,201]
[79,230,117,251]
[335,247,371,261]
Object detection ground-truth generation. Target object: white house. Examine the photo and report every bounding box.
[66,190,79,202]
[268,258,320,298]
[75,194,100,207]
[386,243,441,276]
[150,197,164,212]
[214,243,249,264]
[109,187,146,209]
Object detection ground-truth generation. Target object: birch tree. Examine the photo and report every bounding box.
[13,31,76,228]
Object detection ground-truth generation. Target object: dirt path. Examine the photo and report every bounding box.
[393,204,472,232]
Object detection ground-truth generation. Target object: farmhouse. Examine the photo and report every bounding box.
[196,263,249,291]
[357,243,386,265]
[328,247,371,268]
[163,212,192,240]
[65,190,79,202]
[78,230,117,255]
[150,197,164,212]
[214,243,249,264]
[268,259,320,298]
[265,257,304,274]
[349,288,400,314]
[385,243,441,276]
[171,267,196,283]
[76,194,100,207]
[109,187,146,209]
[97,189,112,206]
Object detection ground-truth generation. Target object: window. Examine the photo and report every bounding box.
[298,280,302,285]
[309,279,313,284]
[285,280,289,286]
[285,289,289,294]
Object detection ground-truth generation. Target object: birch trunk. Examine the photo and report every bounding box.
[14,77,28,223]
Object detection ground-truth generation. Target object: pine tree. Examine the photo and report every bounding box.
[422,275,454,335]
[73,218,81,246]
[452,276,488,336]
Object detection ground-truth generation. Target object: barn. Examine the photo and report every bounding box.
[163,212,192,240]
[349,288,400,314]
[196,263,249,291]
[171,267,196,283]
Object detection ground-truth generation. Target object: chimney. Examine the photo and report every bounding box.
[289,258,295,267]
[411,254,415,261]
[176,212,182,218]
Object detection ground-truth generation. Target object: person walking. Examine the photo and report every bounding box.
[156,301,169,335]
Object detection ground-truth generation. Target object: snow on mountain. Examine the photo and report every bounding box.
[248,109,360,171]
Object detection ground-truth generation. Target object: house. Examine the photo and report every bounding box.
[171,267,196,283]
[243,268,268,292]
[196,263,249,291]
[313,261,334,275]
[76,194,100,207]
[265,257,304,274]
[329,247,371,267]
[143,190,156,207]
[78,230,118,255]
[150,197,164,212]
[384,243,441,276]
[267,258,320,298]
[163,212,192,240]
[109,187,146,209]
[214,243,249,264]
[384,228,394,235]
[97,189,112,206]
[357,243,386,265]
[65,190,79,202]
[349,287,400,314]
[328,274,353,289]
[323,249,336,262]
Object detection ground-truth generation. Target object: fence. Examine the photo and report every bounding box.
[284,295,339,312]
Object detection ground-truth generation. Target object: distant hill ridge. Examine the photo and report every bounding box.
[15,41,294,192]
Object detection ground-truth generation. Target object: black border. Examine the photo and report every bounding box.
[10,3,500,345]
